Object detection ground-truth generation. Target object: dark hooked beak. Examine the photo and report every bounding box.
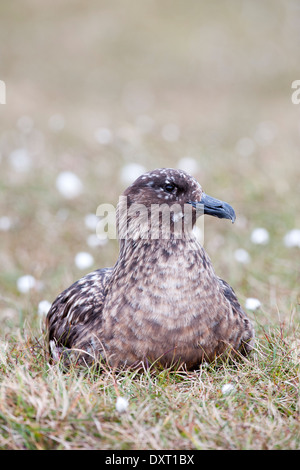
[189,193,236,223]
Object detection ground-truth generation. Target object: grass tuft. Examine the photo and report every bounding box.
[0,320,298,450]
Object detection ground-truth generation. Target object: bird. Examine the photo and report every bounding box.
[46,168,255,369]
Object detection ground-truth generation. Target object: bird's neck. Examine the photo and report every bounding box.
[113,234,216,291]
[101,233,221,347]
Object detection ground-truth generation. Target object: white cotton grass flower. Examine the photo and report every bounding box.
[37,300,52,317]
[250,227,270,245]
[74,252,94,270]
[94,127,113,145]
[120,163,146,186]
[245,298,261,311]
[283,229,300,248]
[254,121,277,147]
[177,157,199,175]
[17,275,37,294]
[221,383,236,395]
[0,216,12,231]
[115,396,129,413]
[86,234,108,248]
[84,213,99,231]
[234,248,251,264]
[9,148,32,172]
[56,171,83,199]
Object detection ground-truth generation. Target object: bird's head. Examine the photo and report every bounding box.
[117,168,236,240]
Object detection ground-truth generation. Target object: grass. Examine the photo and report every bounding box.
[0,322,298,450]
[0,0,300,450]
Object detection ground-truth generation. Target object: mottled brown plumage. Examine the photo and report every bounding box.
[46,168,254,368]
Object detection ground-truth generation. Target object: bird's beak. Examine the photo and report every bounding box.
[189,193,236,223]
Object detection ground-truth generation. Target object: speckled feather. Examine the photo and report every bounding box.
[46,168,255,368]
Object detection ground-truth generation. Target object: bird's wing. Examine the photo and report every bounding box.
[46,267,113,355]
[217,277,255,355]
[218,277,245,317]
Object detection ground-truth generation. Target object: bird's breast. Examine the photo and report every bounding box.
[100,238,227,366]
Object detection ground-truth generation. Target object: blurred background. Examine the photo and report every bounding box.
[0,0,299,336]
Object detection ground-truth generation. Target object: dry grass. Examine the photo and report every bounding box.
[0,0,300,450]
[0,323,299,450]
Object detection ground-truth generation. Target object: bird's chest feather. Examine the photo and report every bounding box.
[101,239,225,348]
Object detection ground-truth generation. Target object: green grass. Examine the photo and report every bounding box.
[0,0,300,450]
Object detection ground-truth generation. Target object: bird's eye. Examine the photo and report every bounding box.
[164,183,176,193]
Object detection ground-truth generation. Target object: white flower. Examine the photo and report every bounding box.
[115,396,129,413]
[94,127,112,145]
[56,171,83,199]
[251,227,270,245]
[17,275,37,293]
[234,248,251,264]
[74,252,94,270]
[283,229,300,248]
[221,383,236,395]
[254,121,276,147]
[245,298,261,311]
[120,163,146,186]
[177,157,198,175]
[84,213,99,231]
[38,300,52,317]
[9,148,31,172]
[0,216,12,231]
[86,234,108,248]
